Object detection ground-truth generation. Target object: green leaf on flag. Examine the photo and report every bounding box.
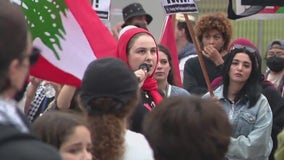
[20,0,68,60]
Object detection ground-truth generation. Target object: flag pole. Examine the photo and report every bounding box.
[170,14,183,87]
[183,14,214,97]
[171,14,176,31]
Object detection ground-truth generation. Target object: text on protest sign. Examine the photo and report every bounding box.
[92,0,111,20]
[161,0,199,15]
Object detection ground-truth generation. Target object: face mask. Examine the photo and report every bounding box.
[266,56,284,72]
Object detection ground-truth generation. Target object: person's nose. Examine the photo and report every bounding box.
[237,64,243,71]
[145,51,154,62]
[208,36,215,44]
[156,62,162,70]
[81,149,92,160]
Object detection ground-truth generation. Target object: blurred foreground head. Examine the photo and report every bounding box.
[0,0,32,95]
[143,96,231,160]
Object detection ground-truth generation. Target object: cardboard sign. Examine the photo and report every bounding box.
[161,0,198,15]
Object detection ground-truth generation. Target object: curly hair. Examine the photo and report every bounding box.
[195,12,232,52]
[86,91,139,160]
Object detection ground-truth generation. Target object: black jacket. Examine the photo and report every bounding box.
[261,81,284,160]
[0,125,62,160]
[183,55,227,95]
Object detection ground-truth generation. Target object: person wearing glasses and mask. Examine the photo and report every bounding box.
[265,40,284,97]
[204,46,273,160]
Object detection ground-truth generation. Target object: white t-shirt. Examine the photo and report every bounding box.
[124,130,154,160]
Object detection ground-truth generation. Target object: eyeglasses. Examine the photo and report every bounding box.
[230,44,257,54]
[30,47,40,66]
[267,50,284,58]
[231,44,257,53]
[21,47,40,67]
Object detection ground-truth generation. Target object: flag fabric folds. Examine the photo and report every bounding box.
[20,0,117,86]
[160,15,182,87]
[227,0,265,20]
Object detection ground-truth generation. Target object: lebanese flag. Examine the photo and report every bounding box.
[19,0,117,86]
[160,15,182,87]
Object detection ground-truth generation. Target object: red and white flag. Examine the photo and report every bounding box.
[17,0,117,86]
[160,15,182,87]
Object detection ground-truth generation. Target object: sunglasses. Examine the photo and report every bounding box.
[230,44,257,54]
[29,47,40,66]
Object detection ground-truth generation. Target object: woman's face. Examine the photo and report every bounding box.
[154,50,171,82]
[229,52,252,84]
[266,47,284,59]
[60,126,92,160]
[128,34,157,76]
[202,29,224,51]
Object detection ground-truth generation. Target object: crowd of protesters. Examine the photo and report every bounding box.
[1,1,284,160]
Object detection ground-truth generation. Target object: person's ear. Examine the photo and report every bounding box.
[9,59,20,75]
[8,59,20,86]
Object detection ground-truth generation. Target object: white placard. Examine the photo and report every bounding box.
[92,0,111,20]
[161,0,199,15]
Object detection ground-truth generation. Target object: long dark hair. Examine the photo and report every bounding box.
[222,48,261,107]
[157,44,175,85]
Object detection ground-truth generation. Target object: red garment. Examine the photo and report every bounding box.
[117,27,162,104]
[211,76,223,90]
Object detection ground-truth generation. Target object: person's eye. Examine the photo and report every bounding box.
[203,35,210,39]
[68,147,82,154]
[268,52,275,56]
[276,52,284,56]
[87,146,93,154]
[160,60,167,65]
[243,64,251,68]
[232,61,238,66]
[137,49,146,54]
[214,35,221,40]
[150,49,156,55]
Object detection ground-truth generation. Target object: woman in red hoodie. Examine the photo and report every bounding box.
[117,27,163,133]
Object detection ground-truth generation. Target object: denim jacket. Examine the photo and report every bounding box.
[204,85,273,160]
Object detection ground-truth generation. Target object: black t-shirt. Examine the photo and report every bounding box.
[183,54,229,95]
[129,90,156,133]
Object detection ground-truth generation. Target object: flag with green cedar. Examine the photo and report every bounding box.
[16,0,117,86]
